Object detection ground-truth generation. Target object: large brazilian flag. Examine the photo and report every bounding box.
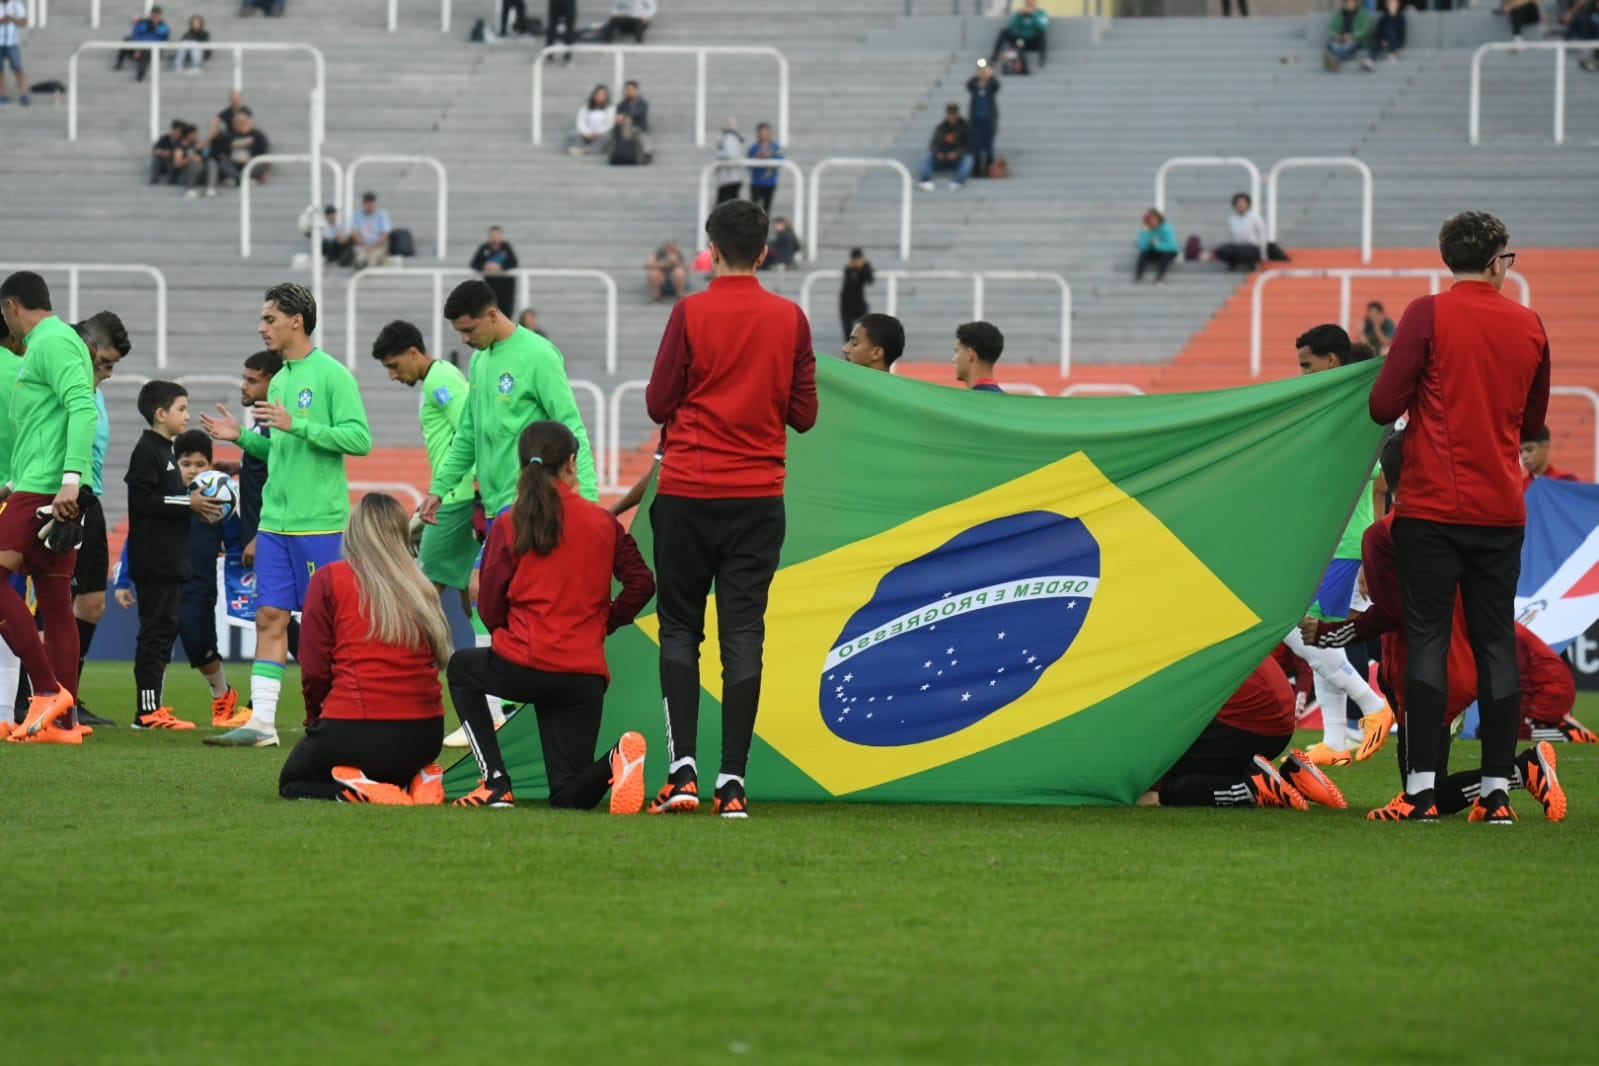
[445,357,1384,805]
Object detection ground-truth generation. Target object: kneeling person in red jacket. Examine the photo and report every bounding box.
[1138,657,1345,810]
[450,420,656,812]
[279,493,456,804]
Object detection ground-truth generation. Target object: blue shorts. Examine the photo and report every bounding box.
[255,531,343,612]
[0,47,22,72]
[1311,558,1362,620]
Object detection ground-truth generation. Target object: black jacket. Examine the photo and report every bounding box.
[929,117,970,157]
[125,429,192,584]
[238,422,269,545]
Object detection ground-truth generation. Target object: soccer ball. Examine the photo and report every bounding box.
[190,469,238,524]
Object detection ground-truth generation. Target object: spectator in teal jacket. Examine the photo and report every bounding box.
[991,0,1049,70]
[1134,209,1179,284]
[1324,0,1374,72]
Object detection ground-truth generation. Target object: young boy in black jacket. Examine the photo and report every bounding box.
[125,381,221,729]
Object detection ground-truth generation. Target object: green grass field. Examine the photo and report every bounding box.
[3,663,1596,1064]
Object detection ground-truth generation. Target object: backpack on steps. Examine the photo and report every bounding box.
[1184,235,1203,261]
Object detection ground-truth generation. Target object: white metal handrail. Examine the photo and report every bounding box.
[345,155,449,260]
[1551,386,1599,483]
[1154,156,1263,218]
[799,269,1073,373]
[345,267,619,374]
[696,159,807,251]
[0,262,168,369]
[1469,41,1592,146]
[568,379,610,496]
[607,379,650,492]
[997,383,1046,396]
[1248,267,1532,377]
[1266,157,1373,266]
[1061,384,1145,397]
[532,45,790,147]
[807,158,913,263]
[240,154,346,258]
[387,0,452,32]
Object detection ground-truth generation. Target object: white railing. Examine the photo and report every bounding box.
[997,382,1046,396]
[532,45,789,147]
[1266,157,1373,266]
[1248,267,1532,377]
[239,154,346,258]
[1154,156,1263,219]
[0,263,168,369]
[696,159,807,251]
[807,158,913,263]
[1469,41,1592,146]
[1061,384,1145,397]
[387,0,452,32]
[345,267,619,374]
[345,155,449,260]
[607,379,649,491]
[1551,386,1599,483]
[798,269,1073,374]
[568,379,610,495]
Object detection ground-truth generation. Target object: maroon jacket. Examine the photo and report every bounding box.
[1370,281,1550,527]
[478,481,654,682]
[300,561,444,722]
[646,274,818,499]
[1215,658,1295,737]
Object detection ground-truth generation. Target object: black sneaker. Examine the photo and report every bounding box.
[451,777,515,808]
[1468,789,1517,825]
[76,702,118,728]
[648,764,700,814]
[712,778,749,819]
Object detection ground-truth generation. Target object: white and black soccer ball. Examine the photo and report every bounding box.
[190,469,238,524]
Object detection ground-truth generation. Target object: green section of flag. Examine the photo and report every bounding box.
[447,359,1384,805]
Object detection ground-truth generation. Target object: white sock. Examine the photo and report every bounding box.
[669,757,697,776]
[1314,675,1349,750]
[204,667,228,698]
[250,673,280,730]
[1481,775,1511,798]
[1286,629,1385,714]
[1406,770,1436,795]
[475,631,505,723]
[0,642,19,724]
[716,773,743,790]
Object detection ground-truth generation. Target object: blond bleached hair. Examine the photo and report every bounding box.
[342,493,454,666]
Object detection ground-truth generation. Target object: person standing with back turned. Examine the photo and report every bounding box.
[1368,211,1550,824]
[645,199,819,818]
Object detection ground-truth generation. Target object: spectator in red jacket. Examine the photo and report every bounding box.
[278,494,454,805]
[644,198,818,818]
[1521,424,1579,483]
[1368,211,1551,824]
[448,420,656,812]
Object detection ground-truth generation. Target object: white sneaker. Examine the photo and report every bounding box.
[947,181,963,191]
[204,187,218,198]
[443,724,470,749]
[1359,57,1375,71]
[184,189,199,200]
[917,180,935,192]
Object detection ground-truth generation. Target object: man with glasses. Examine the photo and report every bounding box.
[1368,211,1551,824]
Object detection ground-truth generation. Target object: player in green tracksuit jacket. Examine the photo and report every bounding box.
[421,279,597,534]
[201,283,371,749]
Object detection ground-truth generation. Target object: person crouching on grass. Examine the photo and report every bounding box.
[278,493,454,805]
[448,420,655,812]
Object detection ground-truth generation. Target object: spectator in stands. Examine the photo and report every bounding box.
[0,0,30,106]
[1221,0,1249,15]
[150,119,187,184]
[1134,208,1179,284]
[1363,301,1395,355]
[547,0,577,59]
[1372,0,1406,62]
[1214,192,1266,272]
[322,207,354,267]
[1501,0,1542,40]
[117,6,170,83]
[153,120,205,191]
[1325,0,1375,72]
[351,192,393,269]
[519,308,548,338]
[841,248,873,345]
[608,113,652,166]
[1564,0,1599,69]
[472,226,521,314]
[918,103,974,191]
[565,84,616,156]
[746,123,784,213]
[176,14,210,72]
[616,79,650,133]
[645,240,688,303]
[966,60,1001,179]
[761,217,803,272]
[991,0,1049,71]
[208,90,246,151]
[500,0,528,36]
[714,118,746,203]
[242,0,287,14]
[1522,425,1579,482]
[201,108,270,199]
[605,0,656,43]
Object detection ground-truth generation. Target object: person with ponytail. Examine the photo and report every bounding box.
[449,420,655,811]
[278,493,454,805]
